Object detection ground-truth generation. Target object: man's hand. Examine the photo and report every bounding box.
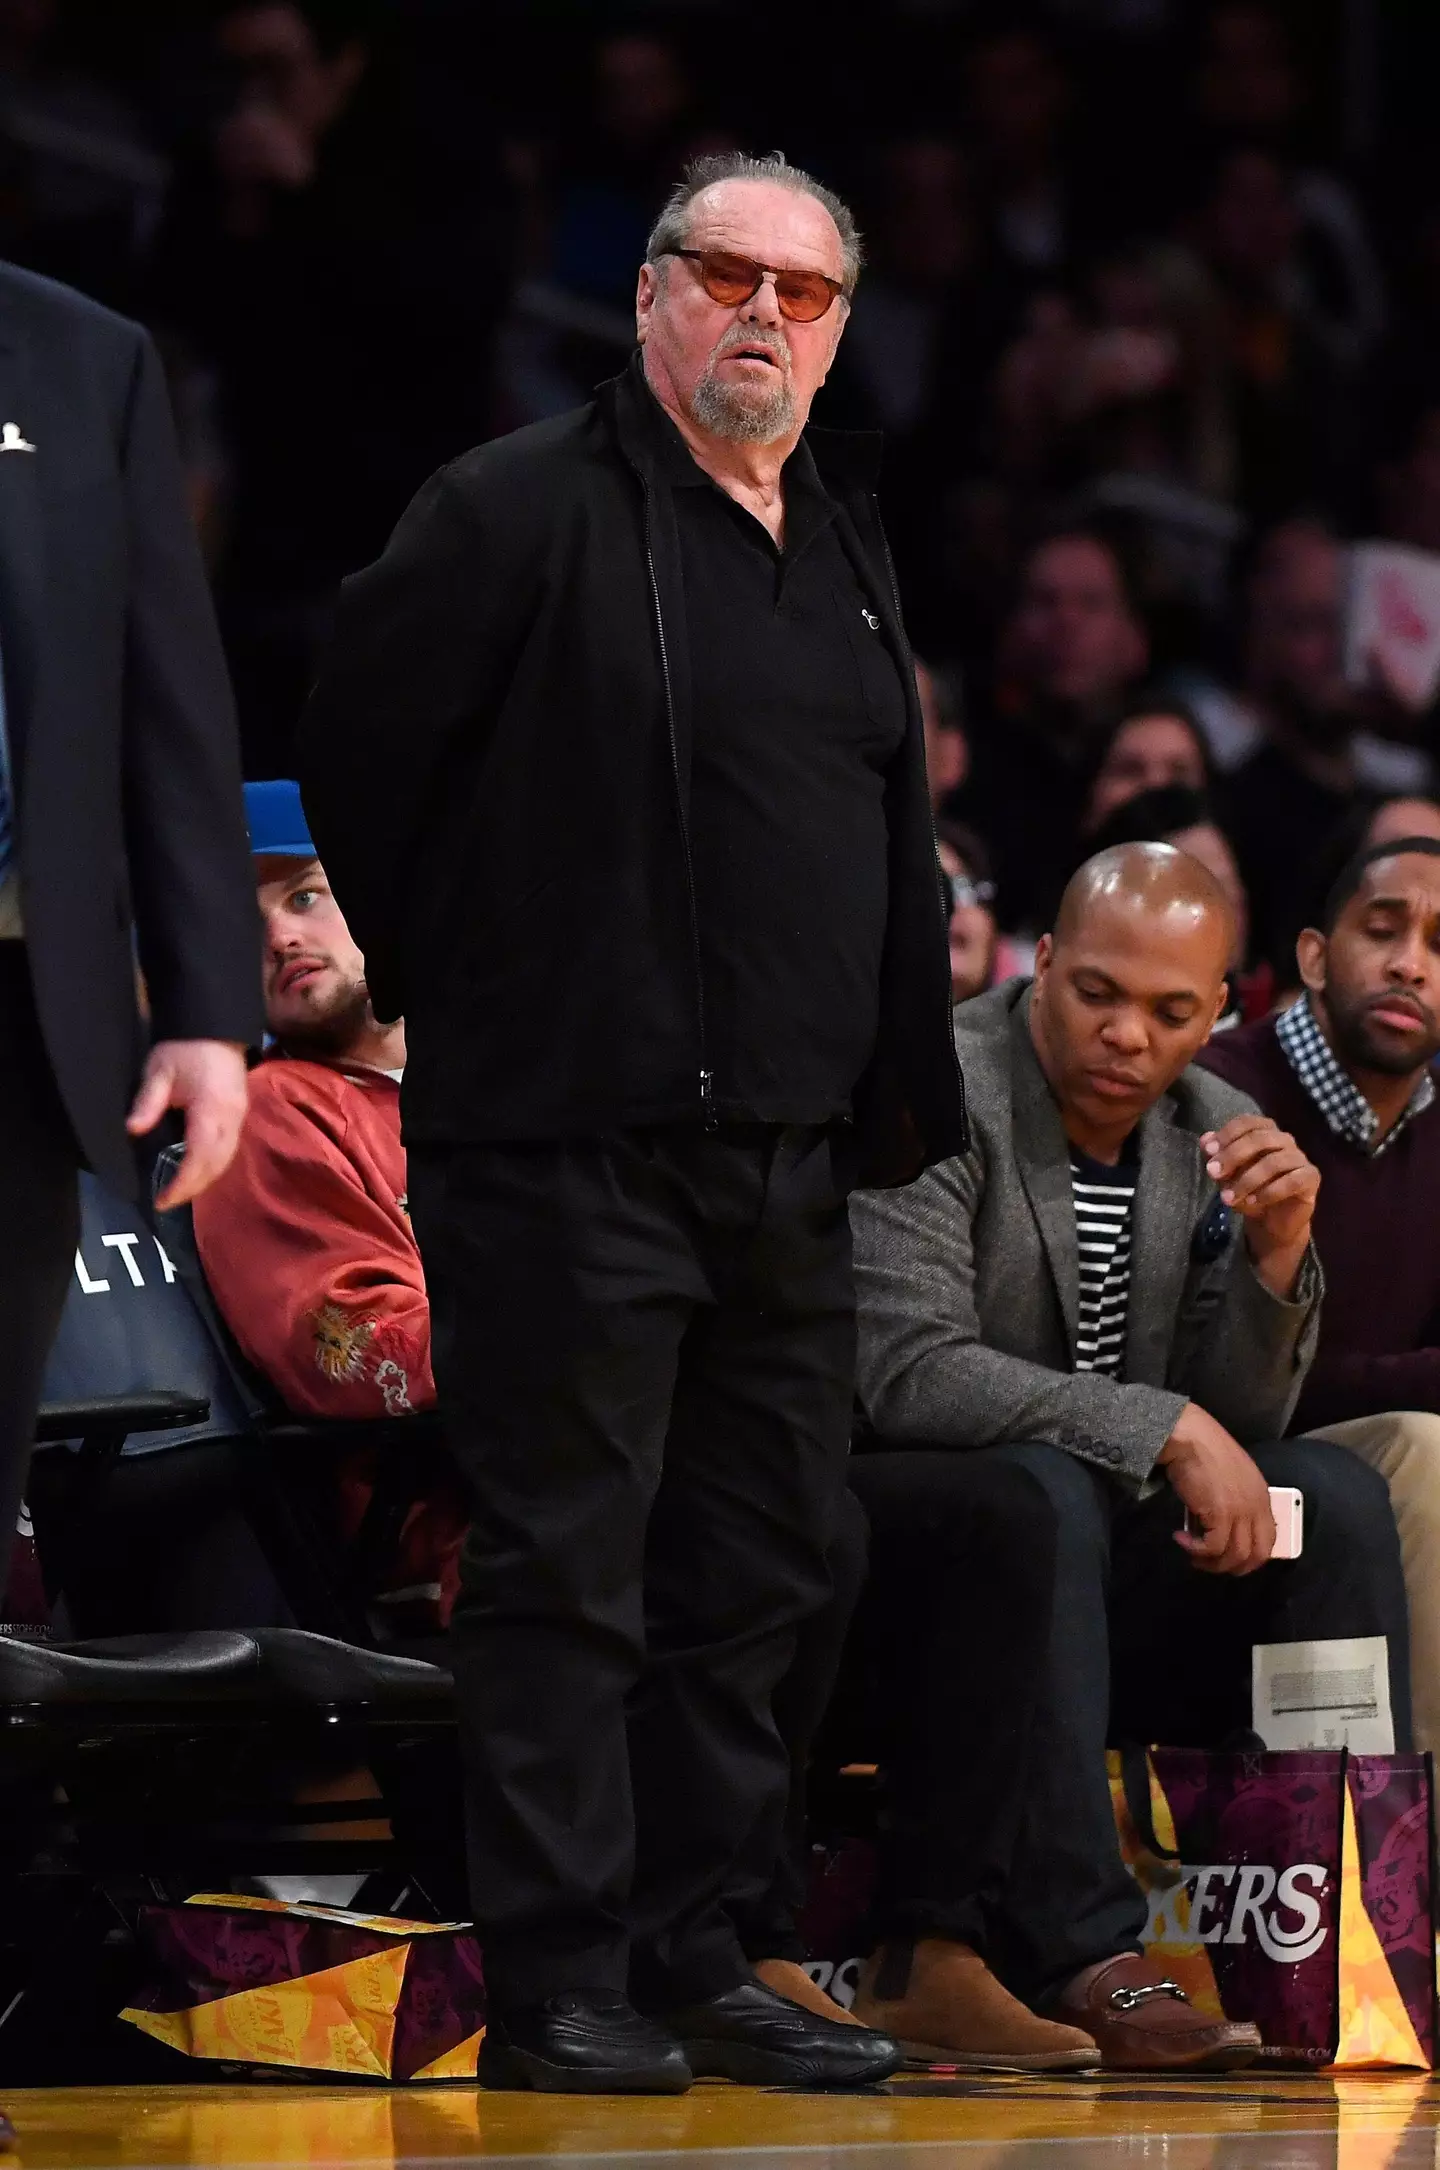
[127,1040,249,1209]
[1200,1113,1319,1299]
[1158,1402,1276,1575]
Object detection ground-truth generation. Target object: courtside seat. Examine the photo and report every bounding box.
[0,1629,454,1709]
[0,1623,461,1893]
[0,1624,466,2078]
[32,1393,212,1453]
[35,1167,468,1648]
[0,1630,261,1704]
[253,1628,453,1704]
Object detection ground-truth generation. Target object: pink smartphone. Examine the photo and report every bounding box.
[1184,1486,1303,1558]
[1268,1485,1303,1559]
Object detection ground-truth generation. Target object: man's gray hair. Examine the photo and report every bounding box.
[646,150,863,297]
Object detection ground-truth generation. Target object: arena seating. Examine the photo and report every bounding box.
[27,1172,459,1649]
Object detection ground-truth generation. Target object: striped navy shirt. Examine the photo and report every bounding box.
[1070,1146,1137,1378]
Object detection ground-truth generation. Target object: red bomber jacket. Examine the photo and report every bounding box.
[193,1053,435,1419]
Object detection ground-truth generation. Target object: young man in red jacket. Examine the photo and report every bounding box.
[193,780,463,1626]
[194,780,431,1420]
[1198,834,1440,1749]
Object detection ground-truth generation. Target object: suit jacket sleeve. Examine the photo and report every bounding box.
[852,1156,1188,1486]
[297,464,536,1020]
[1169,1238,1322,1444]
[120,329,260,1045]
[193,1075,435,1420]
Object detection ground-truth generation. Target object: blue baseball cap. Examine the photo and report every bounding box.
[244,779,316,860]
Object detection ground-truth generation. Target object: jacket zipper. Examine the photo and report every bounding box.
[876,516,906,637]
[642,488,715,1129]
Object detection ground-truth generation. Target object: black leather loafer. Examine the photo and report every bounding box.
[479,1990,693,2093]
[660,1977,903,2088]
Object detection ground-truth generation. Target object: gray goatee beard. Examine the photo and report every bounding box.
[690,329,797,443]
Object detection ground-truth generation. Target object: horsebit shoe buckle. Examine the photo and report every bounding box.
[1109,1979,1188,2010]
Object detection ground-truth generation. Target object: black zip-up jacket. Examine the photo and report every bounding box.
[298,357,967,1186]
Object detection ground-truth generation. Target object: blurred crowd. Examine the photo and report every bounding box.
[6,0,1440,965]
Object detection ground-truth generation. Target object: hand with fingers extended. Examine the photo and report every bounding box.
[126,1039,249,1209]
[1199,1112,1319,1299]
[1159,1401,1276,1576]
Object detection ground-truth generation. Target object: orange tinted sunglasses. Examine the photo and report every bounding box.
[667,247,844,323]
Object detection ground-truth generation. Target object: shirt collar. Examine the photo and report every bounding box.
[1274,992,1435,1156]
[638,374,714,488]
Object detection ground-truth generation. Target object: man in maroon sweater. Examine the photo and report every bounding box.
[1199,834,1440,1747]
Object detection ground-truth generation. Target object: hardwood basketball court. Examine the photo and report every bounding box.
[9,2070,1440,2169]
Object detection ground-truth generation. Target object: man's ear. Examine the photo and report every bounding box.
[1208,979,1230,1038]
[1296,926,1326,996]
[635,262,659,343]
[1033,931,1054,985]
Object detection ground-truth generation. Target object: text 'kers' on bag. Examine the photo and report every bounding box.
[120,1896,486,2081]
[1109,1746,1436,2068]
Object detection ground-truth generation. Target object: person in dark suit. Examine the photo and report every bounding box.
[300,150,965,2094]
[0,261,262,1798]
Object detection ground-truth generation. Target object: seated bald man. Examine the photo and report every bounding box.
[846,842,1410,2072]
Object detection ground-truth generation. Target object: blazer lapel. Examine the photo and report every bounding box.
[0,329,45,796]
[1125,1100,1204,1385]
[1008,997,1081,1358]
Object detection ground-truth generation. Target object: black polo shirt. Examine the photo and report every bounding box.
[647,394,908,1126]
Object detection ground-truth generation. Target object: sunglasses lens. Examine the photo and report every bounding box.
[775,273,835,323]
[698,252,761,306]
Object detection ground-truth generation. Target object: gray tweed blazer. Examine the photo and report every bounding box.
[852,979,1322,1487]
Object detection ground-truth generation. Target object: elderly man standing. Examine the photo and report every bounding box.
[299,152,964,2093]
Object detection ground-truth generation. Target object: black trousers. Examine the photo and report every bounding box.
[27,1438,294,1637]
[727,1483,872,1965]
[0,946,81,1603]
[849,1436,1412,2009]
[407,1124,857,2008]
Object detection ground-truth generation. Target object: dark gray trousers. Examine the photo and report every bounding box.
[853,1434,1411,2007]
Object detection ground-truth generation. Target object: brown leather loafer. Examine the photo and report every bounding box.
[1049,1953,1262,2071]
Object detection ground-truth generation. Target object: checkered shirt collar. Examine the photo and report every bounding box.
[1275,992,1435,1157]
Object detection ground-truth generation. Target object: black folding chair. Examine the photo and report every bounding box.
[30,1171,467,1652]
[0,1619,465,2083]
